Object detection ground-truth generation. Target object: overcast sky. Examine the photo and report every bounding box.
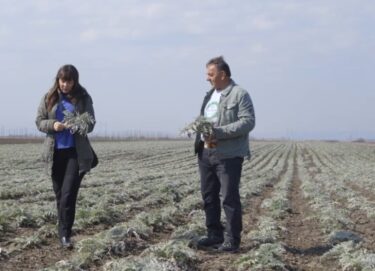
[0,0,374,140]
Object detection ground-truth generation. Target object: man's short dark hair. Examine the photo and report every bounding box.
[206,56,231,78]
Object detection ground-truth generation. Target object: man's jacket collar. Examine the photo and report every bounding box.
[220,79,235,97]
[206,79,235,97]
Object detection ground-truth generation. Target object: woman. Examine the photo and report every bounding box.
[36,64,96,249]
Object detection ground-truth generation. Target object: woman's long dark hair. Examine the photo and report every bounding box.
[46,64,86,111]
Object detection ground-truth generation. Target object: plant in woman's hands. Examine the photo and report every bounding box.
[63,111,95,136]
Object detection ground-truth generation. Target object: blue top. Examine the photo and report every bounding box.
[55,96,75,149]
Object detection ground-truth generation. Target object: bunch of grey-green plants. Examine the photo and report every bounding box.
[63,111,95,137]
[181,116,213,138]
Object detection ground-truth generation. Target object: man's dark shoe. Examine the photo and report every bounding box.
[217,239,239,253]
[197,234,224,248]
[60,236,73,249]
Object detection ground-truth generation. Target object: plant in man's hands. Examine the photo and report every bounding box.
[63,111,95,136]
[181,116,214,138]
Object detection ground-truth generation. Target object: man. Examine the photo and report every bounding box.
[194,56,255,252]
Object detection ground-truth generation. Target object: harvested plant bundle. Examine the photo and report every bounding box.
[181,116,213,138]
[63,111,95,136]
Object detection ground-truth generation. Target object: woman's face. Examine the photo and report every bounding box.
[58,78,74,94]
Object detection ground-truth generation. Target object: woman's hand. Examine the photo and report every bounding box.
[53,121,66,132]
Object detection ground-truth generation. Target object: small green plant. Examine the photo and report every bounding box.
[15,210,37,228]
[0,213,12,236]
[321,241,375,271]
[74,237,108,268]
[0,247,9,260]
[105,240,198,271]
[14,234,47,249]
[247,216,281,244]
[234,243,287,271]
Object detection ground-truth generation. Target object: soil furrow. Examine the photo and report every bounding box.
[281,145,338,271]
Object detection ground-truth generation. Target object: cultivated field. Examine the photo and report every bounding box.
[0,140,374,271]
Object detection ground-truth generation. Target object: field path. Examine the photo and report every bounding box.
[280,146,338,270]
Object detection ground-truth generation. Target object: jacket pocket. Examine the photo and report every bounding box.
[224,103,237,110]
[221,103,238,124]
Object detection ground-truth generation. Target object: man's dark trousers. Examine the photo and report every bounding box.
[198,148,244,244]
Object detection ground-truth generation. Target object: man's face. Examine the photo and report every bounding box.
[206,64,225,90]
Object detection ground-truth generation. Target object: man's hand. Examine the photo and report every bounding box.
[203,133,217,148]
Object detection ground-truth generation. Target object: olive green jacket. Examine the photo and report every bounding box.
[35,90,96,175]
[195,80,255,159]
